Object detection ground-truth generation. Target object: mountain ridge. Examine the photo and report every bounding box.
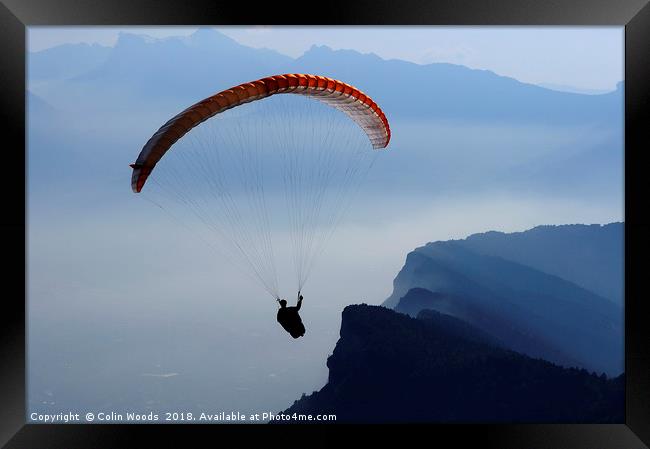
[27,29,624,201]
[383,223,624,376]
[282,304,624,423]
[29,31,622,98]
[29,28,623,123]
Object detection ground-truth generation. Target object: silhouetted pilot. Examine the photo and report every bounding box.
[277,293,305,339]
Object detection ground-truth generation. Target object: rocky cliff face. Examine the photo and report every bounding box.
[383,224,624,376]
[283,305,624,423]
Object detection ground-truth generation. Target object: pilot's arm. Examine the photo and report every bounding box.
[296,293,303,311]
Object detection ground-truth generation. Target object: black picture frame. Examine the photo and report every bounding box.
[1,0,648,447]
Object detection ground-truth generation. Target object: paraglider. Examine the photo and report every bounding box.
[131,73,391,337]
[277,292,305,338]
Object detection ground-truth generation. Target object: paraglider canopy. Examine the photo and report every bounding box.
[131,74,391,194]
[131,74,391,299]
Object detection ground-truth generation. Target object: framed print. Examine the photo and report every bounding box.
[2,0,649,447]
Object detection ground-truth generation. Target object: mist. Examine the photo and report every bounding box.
[28,187,622,417]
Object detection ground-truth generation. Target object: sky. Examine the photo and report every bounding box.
[27,26,624,93]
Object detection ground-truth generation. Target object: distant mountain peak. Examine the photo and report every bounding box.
[300,43,384,62]
[114,31,156,47]
[186,27,240,46]
[112,28,240,50]
[192,26,220,36]
[307,43,330,52]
